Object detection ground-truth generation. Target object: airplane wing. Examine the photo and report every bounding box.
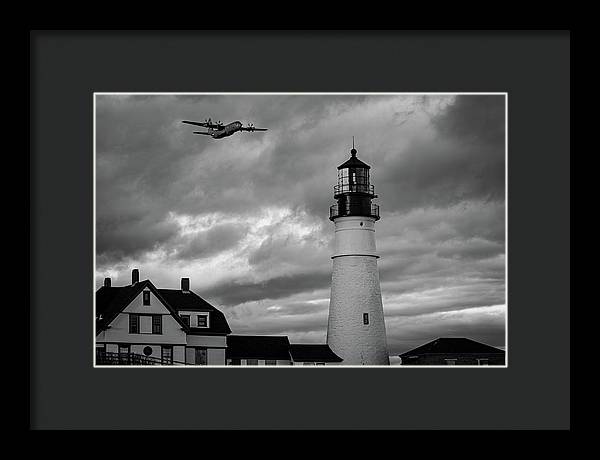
[240,127,268,132]
[193,131,213,136]
[182,120,223,129]
[182,120,209,127]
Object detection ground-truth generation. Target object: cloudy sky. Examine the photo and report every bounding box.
[95,93,506,360]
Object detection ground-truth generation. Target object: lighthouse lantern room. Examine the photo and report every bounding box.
[330,144,380,221]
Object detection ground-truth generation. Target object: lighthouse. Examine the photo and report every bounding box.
[326,141,390,365]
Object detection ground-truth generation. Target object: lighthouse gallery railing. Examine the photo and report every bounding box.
[330,203,379,220]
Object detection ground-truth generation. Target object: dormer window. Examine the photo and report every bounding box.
[181,315,190,327]
[143,290,151,306]
[197,313,209,328]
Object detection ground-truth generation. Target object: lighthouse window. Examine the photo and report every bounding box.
[363,313,369,325]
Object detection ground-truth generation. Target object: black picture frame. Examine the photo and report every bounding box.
[30,30,570,430]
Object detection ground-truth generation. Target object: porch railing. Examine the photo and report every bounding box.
[95,351,185,366]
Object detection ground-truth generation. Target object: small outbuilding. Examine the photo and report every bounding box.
[289,344,343,366]
[226,335,292,365]
[399,337,505,366]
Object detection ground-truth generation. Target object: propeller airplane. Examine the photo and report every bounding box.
[181,118,268,139]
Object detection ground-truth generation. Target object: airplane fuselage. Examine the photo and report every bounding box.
[210,121,243,138]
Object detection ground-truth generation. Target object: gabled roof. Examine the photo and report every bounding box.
[95,280,231,335]
[96,280,173,331]
[226,335,291,360]
[399,338,505,357]
[289,344,343,363]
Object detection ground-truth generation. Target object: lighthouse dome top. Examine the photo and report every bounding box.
[337,147,371,170]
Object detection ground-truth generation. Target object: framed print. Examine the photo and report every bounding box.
[30,30,570,430]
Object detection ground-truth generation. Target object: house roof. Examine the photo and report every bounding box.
[399,338,505,357]
[226,335,291,360]
[289,344,343,363]
[157,289,231,335]
[157,289,216,311]
[95,280,231,335]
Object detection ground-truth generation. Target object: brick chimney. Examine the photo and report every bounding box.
[132,268,139,285]
[181,277,190,293]
[104,277,111,287]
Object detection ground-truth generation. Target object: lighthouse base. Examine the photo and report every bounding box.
[326,255,390,365]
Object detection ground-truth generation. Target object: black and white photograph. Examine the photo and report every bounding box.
[94,93,507,367]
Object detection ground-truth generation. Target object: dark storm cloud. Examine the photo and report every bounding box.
[377,95,505,213]
[95,94,506,350]
[96,212,179,262]
[172,223,247,261]
[202,270,331,306]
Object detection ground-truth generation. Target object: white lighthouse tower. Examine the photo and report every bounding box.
[326,142,390,365]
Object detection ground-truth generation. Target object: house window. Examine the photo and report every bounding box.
[197,314,208,327]
[152,315,162,334]
[162,346,173,364]
[143,290,151,305]
[265,359,276,365]
[477,358,489,366]
[195,348,207,365]
[181,315,190,327]
[363,313,369,325]
[445,359,457,366]
[129,314,140,334]
[230,358,241,366]
[316,362,326,366]
[246,359,258,366]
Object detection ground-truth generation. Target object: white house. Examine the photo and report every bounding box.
[95,269,232,365]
